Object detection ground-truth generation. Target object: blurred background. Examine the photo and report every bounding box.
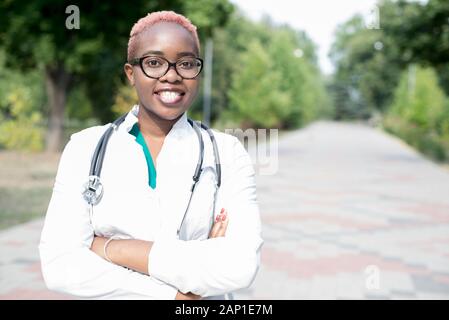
[1,0,449,299]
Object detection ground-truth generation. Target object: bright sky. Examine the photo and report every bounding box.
[229,0,378,75]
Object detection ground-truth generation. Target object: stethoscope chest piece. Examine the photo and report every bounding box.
[82,175,104,206]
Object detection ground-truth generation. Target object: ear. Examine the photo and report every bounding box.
[124,63,135,86]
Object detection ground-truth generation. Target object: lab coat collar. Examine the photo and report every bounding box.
[119,104,190,138]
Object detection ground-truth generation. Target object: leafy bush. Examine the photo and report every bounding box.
[225,18,331,129]
[0,55,46,151]
[384,65,449,161]
[228,39,291,128]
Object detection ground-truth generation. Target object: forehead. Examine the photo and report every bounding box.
[135,22,198,57]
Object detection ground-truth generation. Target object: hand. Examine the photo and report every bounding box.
[175,291,202,300]
[175,208,229,300]
[208,208,229,238]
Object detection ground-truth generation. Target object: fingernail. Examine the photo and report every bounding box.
[220,208,224,213]
[221,214,227,221]
[215,215,220,222]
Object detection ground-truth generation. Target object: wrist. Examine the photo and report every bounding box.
[103,236,121,263]
[91,236,107,258]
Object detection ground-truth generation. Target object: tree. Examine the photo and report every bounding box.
[0,0,233,151]
[183,0,234,38]
[228,40,291,128]
[189,10,265,123]
[0,49,46,151]
[381,0,449,94]
[0,1,176,151]
[209,11,331,129]
[381,0,449,66]
[268,27,331,127]
[329,13,403,119]
[330,0,449,119]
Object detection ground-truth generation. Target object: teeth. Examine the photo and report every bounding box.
[159,91,181,103]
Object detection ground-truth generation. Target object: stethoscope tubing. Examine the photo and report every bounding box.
[82,112,221,238]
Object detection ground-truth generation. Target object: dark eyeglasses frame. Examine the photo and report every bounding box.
[129,55,204,80]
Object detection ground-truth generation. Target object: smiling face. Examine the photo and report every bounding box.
[124,22,200,121]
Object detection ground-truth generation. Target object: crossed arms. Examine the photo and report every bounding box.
[89,209,229,300]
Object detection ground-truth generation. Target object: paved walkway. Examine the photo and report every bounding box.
[235,121,449,299]
[1,121,449,299]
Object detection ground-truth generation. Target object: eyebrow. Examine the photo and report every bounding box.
[141,50,197,57]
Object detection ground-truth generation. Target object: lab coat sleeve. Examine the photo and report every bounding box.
[39,134,179,299]
[148,136,264,297]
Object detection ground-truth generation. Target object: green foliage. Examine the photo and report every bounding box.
[228,40,291,128]
[189,12,256,123]
[330,0,449,161]
[384,65,449,161]
[381,0,449,67]
[0,1,186,73]
[0,118,44,152]
[65,84,94,121]
[213,11,331,129]
[389,66,447,130]
[331,0,449,121]
[0,1,329,146]
[329,14,402,119]
[379,0,449,96]
[0,0,234,149]
[183,0,234,38]
[268,28,332,127]
[0,51,46,151]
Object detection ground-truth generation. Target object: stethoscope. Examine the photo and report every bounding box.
[81,112,222,238]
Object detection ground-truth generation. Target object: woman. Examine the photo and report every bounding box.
[39,11,263,300]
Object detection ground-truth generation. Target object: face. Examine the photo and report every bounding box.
[124,22,200,121]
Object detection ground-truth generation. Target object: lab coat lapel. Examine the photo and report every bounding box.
[157,114,200,239]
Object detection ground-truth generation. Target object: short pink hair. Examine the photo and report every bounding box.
[127,11,200,61]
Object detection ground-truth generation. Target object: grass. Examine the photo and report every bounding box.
[0,187,53,230]
[0,151,60,231]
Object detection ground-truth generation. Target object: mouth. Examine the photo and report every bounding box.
[154,88,186,105]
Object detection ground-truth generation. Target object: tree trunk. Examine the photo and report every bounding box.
[45,64,71,152]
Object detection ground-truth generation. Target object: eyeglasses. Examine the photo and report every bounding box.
[129,55,203,79]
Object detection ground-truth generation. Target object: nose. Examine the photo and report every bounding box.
[160,65,182,83]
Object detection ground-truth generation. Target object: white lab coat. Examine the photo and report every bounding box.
[39,105,263,300]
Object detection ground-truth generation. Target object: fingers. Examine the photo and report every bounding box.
[208,208,229,239]
[215,210,228,237]
[209,211,224,238]
[209,208,225,238]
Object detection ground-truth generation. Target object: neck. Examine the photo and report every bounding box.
[137,104,183,139]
